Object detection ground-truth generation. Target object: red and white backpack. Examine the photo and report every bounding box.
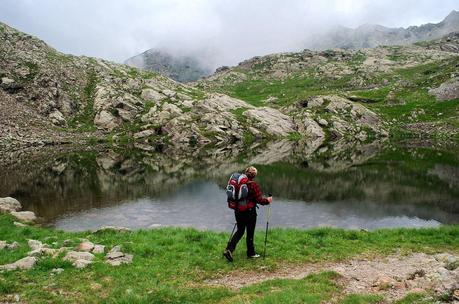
[226,172,251,211]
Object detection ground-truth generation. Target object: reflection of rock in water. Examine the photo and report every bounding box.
[428,164,459,188]
[0,138,458,225]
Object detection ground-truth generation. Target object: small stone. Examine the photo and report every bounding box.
[317,118,328,126]
[453,289,459,300]
[10,211,37,223]
[373,276,395,290]
[51,268,64,274]
[92,244,105,254]
[13,222,27,227]
[78,241,95,252]
[0,241,6,250]
[63,239,72,246]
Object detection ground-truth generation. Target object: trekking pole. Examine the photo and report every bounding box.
[227,222,237,247]
[263,194,272,259]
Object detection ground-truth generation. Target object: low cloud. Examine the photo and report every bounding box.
[1,0,458,69]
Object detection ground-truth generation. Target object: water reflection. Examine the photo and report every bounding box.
[0,139,458,231]
[53,181,444,232]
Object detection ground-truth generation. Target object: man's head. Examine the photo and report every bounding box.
[245,166,258,179]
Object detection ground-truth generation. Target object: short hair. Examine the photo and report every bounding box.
[245,166,258,178]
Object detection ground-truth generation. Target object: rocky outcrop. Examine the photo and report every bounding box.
[429,78,459,101]
[244,107,296,137]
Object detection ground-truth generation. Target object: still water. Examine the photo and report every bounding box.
[1,139,458,231]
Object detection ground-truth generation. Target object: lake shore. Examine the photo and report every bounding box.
[0,214,458,303]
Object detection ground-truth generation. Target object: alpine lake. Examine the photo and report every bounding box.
[1,138,458,232]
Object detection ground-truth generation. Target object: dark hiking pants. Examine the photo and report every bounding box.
[226,209,257,257]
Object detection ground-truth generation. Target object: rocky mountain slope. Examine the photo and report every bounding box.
[0,21,395,153]
[308,10,459,50]
[195,32,459,141]
[125,49,212,83]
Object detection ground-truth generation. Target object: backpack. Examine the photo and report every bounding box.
[226,172,250,211]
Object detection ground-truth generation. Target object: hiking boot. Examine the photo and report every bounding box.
[248,254,260,259]
[223,249,233,262]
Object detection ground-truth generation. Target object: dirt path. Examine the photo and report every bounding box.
[206,252,459,301]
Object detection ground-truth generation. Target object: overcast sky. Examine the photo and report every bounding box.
[1,0,458,68]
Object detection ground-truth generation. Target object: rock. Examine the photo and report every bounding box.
[0,197,22,213]
[14,221,27,227]
[94,110,120,131]
[77,241,95,252]
[428,78,459,101]
[105,245,133,266]
[1,77,15,85]
[373,276,396,290]
[92,245,105,254]
[0,256,37,271]
[74,259,93,269]
[10,211,37,223]
[133,129,155,140]
[63,239,72,246]
[109,245,122,253]
[106,254,133,266]
[49,110,66,126]
[28,240,43,251]
[141,88,164,102]
[317,118,328,127]
[6,242,19,250]
[244,107,296,136]
[106,251,125,260]
[0,241,6,250]
[51,268,64,274]
[434,253,457,265]
[63,251,95,268]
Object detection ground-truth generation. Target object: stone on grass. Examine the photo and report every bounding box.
[78,241,95,252]
[28,239,43,251]
[105,245,133,266]
[13,221,27,227]
[0,197,21,213]
[0,256,37,271]
[0,241,6,250]
[11,211,37,223]
[51,268,64,274]
[64,251,95,268]
[92,244,105,254]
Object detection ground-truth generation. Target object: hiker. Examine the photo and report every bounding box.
[223,166,272,261]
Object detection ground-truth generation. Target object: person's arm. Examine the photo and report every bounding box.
[251,182,271,205]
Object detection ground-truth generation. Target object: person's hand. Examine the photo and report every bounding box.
[267,196,273,204]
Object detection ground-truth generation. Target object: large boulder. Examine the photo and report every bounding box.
[10,211,37,223]
[94,110,120,131]
[0,197,21,214]
[244,107,296,137]
[429,78,459,101]
[0,256,37,271]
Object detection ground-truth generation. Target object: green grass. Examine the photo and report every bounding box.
[67,70,99,132]
[0,214,458,303]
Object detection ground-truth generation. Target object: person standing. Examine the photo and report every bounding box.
[223,166,272,262]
